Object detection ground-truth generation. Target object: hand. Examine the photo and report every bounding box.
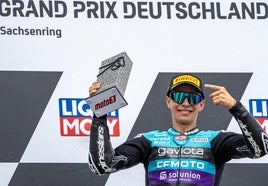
[89,81,101,96]
[204,84,236,110]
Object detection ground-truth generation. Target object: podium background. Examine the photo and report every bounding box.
[1,0,268,185]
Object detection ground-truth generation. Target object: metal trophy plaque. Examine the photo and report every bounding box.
[86,52,133,117]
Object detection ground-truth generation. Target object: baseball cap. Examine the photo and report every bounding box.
[167,73,204,98]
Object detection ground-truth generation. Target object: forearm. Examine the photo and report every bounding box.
[230,101,268,158]
[88,114,115,175]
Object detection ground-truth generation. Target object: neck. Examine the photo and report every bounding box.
[172,123,197,133]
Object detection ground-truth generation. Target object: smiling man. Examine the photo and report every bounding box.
[88,73,268,186]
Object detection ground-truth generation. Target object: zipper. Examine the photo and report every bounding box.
[178,145,182,185]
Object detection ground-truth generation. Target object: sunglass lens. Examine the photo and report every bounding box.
[171,92,202,105]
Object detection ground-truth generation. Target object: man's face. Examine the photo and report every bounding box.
[166,84,205,127]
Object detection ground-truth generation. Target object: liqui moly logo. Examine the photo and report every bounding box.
[249,99,268,133]
[95,95,116,110]
[58,98,120,137]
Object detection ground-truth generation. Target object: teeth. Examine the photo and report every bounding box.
[178,109,192,112]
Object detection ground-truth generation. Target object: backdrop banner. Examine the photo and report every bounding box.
[1,0,268,186]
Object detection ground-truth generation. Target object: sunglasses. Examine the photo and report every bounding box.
[169,91,203,106]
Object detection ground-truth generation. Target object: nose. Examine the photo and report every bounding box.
[181,97,190,106]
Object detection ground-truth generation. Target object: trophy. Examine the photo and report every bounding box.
[86,52,133,117]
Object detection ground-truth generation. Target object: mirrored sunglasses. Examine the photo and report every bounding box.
[170,91,203,106]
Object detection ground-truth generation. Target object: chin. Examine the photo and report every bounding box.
[176,120,192,125]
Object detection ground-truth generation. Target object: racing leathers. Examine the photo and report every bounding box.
[88,101,268,186]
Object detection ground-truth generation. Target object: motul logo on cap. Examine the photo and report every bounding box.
[95,95,116,110]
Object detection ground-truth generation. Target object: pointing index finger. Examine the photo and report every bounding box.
[204,84,222,91]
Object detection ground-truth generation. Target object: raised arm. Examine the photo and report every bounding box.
[205,84,268,158]
[229,101,268,158]
[88,82,150,175]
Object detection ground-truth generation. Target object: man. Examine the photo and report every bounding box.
[88,73,268,186]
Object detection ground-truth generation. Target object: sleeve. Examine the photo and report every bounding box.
[230,101,268,158]
[212,101,268,164]
[88,114,151,175]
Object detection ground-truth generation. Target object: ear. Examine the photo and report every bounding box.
[198,100,205,111]
[166,96,171,109]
